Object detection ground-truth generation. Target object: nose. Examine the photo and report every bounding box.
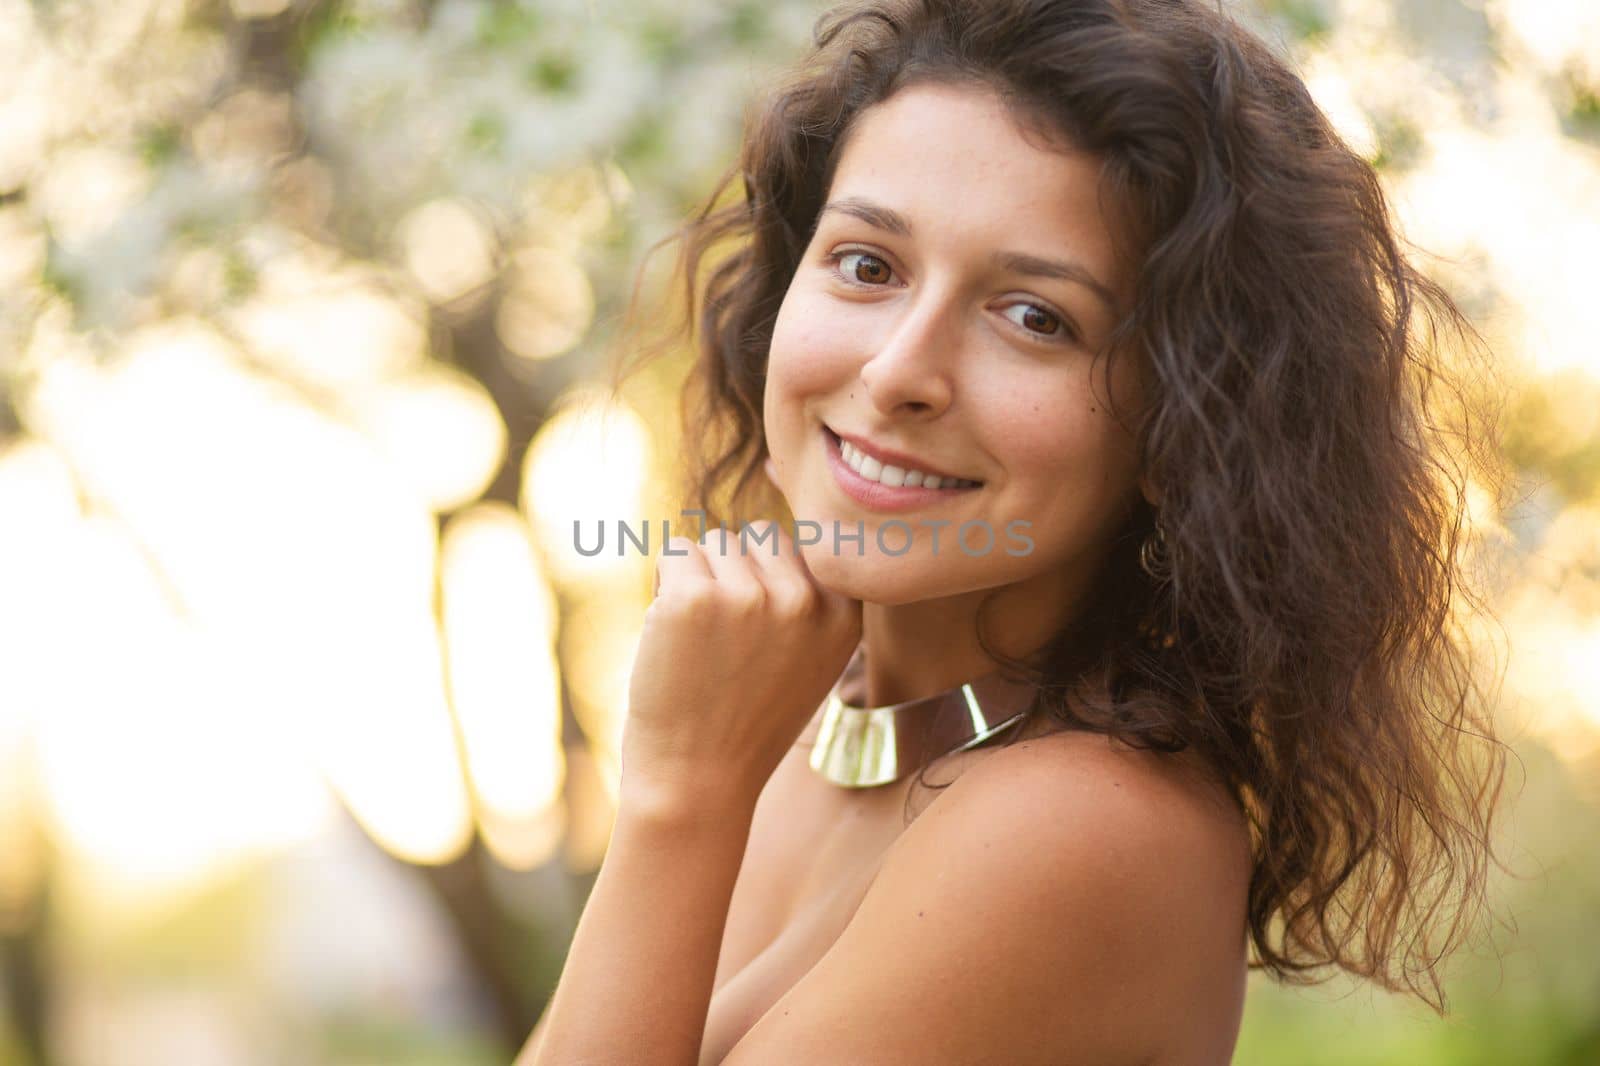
[857,290,957,419]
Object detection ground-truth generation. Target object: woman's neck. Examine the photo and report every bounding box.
[854,565,1086,707]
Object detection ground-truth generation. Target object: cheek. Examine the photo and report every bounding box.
[763,289,829,464]
[978,375,1088,474]
[768,287,860,392]
[983,374,1142,519]
[763,287,868,449]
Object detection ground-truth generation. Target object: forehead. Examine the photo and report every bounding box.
[823,82,1126,289]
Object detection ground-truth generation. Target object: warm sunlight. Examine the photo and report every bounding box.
[440,502,567,870]
[520,387,654,583]
[3,2,1597,1062]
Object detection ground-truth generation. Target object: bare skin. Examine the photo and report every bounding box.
[708,716,1250,1065]
[517,82,1253,1065]
[519,694,1251,1065]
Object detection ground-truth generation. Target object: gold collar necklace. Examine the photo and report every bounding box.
[809,645,1037,788]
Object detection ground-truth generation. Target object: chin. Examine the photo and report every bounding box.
[799,546,987,606]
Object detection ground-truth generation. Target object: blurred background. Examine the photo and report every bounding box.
[0,0,1595,1062]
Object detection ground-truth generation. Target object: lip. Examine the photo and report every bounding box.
[822,425,982,514]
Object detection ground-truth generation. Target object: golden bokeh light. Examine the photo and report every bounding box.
[559,597,647,802]
[1302,57,1379,159]
[228,0,293,20]
[0,435,80,541]
[0,439,80,915]
[7,506,333,914]
[308,618,474,867]
[1490,0,1600,77]
[520,386,654,584]
[439,503,566,870]
[396,197,500,307]
[1496,503,1600,760]
[0,204,48,291]
[520,161,634,252]
[33,144,150,246]
[17,318,474,870]
[0,20,49,192]
[346,365,507,514]
[227,244,428,389]
[1393,78,1600,378]
[559,742,617,874]
[191,89,297,173]
[495,246,596,363]
[1501,602,1600,763]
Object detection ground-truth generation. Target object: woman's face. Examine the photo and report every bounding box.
[762,81,1153,606]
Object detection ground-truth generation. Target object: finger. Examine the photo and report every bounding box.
[654,535,711,597]
[736,520,788,563]
[742,522,812,615]
[697,526,768,607]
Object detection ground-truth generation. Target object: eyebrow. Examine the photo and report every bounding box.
[816,196,1119,312]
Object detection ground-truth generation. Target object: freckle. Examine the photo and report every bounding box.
[917,910,924,917]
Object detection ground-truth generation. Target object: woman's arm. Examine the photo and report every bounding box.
[517,523,860,1063]
[515,789,756,1065]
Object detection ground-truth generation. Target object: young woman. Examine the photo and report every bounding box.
[519,0,1507,1062]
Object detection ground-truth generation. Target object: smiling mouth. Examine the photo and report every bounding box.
[823,426,983,491]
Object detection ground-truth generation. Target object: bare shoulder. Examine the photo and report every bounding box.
[922,728,1253,945]
[950,728,1251,873]
[720,729,1254,1065]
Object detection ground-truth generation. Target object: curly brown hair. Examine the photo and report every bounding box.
[612,0,1511,1015]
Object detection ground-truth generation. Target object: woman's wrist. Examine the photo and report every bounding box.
[617,768,763,835]
[529,764,758,1064]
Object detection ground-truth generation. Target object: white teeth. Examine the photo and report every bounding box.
[837,435,975,490]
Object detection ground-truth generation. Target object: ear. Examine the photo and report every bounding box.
[1137,470,1162,510]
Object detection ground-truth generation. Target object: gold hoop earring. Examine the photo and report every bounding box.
[1137,515,1177,650]
[1139,514,1171,582]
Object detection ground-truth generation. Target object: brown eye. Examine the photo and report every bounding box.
[1021,306,1060,335]
[836,251,894,285]
[1001,302,1077,345]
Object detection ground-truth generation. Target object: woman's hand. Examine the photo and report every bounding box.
[620,518,863,818]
